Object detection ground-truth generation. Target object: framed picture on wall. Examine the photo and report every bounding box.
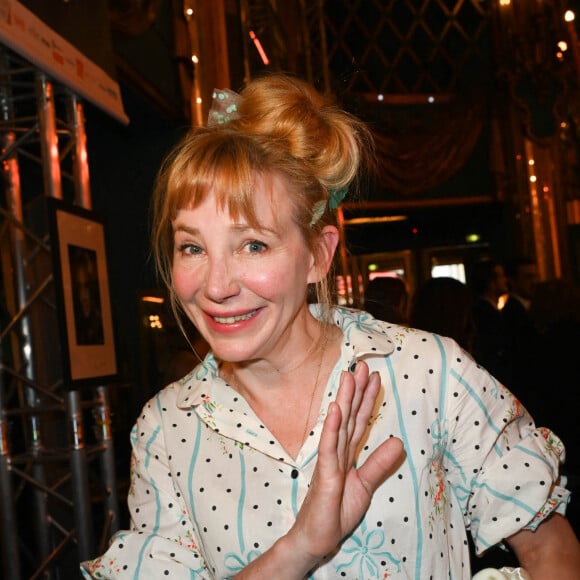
[48,198,117,388]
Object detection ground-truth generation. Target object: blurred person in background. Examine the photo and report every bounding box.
[409,276,475,353]
[363,276,408,325]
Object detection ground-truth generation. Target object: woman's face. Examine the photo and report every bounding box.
[171,173,322,365]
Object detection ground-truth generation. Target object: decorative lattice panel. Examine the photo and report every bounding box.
[324,0,491,95]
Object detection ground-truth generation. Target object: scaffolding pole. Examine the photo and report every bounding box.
[0,46,119,579]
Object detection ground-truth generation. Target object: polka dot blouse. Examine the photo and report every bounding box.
[81,306,570,579]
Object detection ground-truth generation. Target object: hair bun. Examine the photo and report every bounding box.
[233,74,372,195]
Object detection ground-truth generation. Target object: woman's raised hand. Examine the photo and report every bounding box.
[287,361,404,570]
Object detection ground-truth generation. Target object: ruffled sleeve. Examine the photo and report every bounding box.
[443,342,570,555]
[80,393,212,579]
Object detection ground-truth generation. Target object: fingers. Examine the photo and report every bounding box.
[346,362,368,438]
[319,362,386,475]
[317,366,359,475]
[357,437,404,495]
[347,370,381,465]
[333,362,381,469]
[317,401,341,471]
[334,370,355,464]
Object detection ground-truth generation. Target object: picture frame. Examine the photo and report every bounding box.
[48,198,117,387]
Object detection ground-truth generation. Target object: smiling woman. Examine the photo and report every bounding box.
[170,176,327,369]
[81,74,580,579]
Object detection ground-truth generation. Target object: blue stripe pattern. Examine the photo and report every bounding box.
[386,356,423,579]
[236,452,247,553]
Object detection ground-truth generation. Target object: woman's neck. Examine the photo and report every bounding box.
[220,322,341,396]
[220,324,343,459]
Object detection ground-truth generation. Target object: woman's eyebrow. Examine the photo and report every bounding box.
[173,223,199,236]
[230,223,279,236]
[173,222,279,237]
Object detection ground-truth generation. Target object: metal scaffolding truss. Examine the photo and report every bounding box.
[0,47,119,579]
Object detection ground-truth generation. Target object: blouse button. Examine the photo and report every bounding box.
[290,469,299,479]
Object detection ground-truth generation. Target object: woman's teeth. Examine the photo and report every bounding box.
[214,310,257,324]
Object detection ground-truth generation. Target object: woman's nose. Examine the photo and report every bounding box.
[204,256,240,302]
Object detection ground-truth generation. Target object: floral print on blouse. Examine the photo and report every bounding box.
[81,306,570,579]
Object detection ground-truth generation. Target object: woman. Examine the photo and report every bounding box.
[82,74,580,578]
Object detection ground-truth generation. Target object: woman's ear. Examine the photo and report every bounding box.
[307,225,340,284]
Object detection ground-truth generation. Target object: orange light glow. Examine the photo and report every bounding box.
[141,296,165,304]
[249,30,270,65]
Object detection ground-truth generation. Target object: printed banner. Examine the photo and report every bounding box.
[0,0,129,124]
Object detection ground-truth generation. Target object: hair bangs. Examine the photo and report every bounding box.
[166,130,270,228]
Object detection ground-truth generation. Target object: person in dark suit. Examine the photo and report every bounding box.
[468,259,511,385]
[501,258,539,396]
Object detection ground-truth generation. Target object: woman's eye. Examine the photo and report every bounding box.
[246,240,267,253]
[178,243,203,255]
